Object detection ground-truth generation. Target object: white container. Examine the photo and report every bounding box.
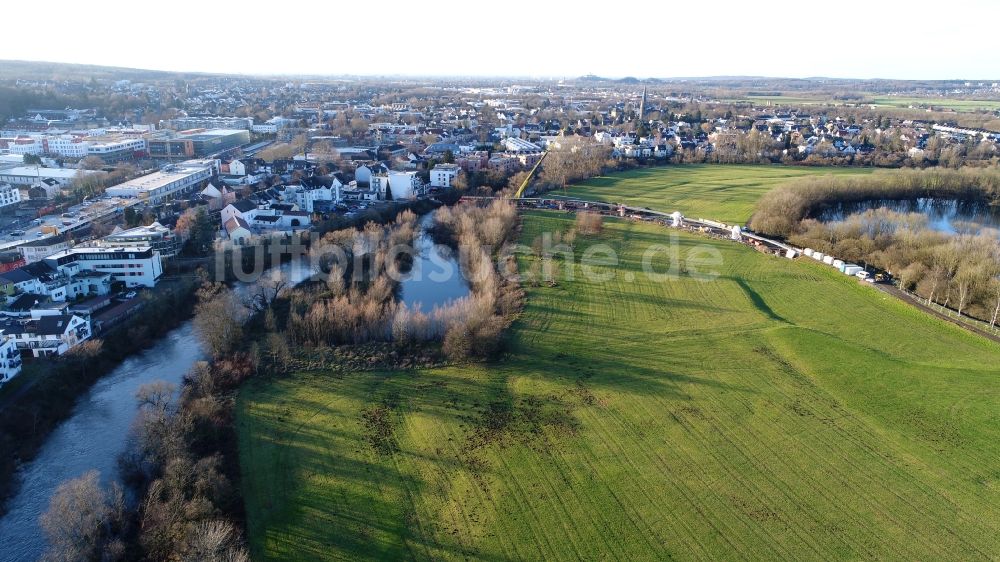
[812,252,825,261]
[843,265,862,276]
[823,255,835,265]
[832,259,844,269]
[804,248,814,257]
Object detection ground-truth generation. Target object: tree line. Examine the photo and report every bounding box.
[749,167,1000,238]
[751,167,1000,325]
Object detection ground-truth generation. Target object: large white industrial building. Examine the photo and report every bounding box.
[105,160,214,203]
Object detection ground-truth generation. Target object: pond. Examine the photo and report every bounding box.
[398,213,470,310]
[0,214,466,561]
[814,198,1000,236]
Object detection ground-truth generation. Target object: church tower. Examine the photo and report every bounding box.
[638,86,647,119]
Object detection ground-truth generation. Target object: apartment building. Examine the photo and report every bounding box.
[44,246,163,288]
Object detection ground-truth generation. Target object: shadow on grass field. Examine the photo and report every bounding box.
[238,211,999,561]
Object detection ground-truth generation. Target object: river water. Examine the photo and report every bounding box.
[816,197,1000,236]
[0,214,464,561]
[0,323,205,561]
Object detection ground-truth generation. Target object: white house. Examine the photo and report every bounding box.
[354,163,388,185]
[228,159,247,176]
[281,183,342,213]
[221,199,260,225]
[224,217,253,243]
[221,199,311,232]
[388,171,424,200]
[0,332,22,384]
[44,246,163,288]
[0,182,23,209]
[429,163,460,188]
[1,313,91,357]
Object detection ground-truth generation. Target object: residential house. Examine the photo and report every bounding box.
[429,163,460,188]
[44,246,163,288]
[224,216,252,243]
[0,332,22,384]
[0,312,91,357]
[18,235,72,264]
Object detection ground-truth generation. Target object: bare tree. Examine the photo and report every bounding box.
[193,284,248,358]
[242,269,289,313]
[64,339,103,377]
[987,277,1000,329]
[182,520,250,562]
[41,470,125,562]
[78,155,106,170]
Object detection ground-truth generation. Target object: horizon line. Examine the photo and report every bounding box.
[1,59,997,83]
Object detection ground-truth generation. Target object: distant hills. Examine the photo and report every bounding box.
[0,59,220,82]
[576,74,664,84]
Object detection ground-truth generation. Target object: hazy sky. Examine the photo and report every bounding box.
[5,0,998,79]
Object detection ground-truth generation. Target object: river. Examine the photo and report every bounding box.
[0,213,463,560]
[0,323,204,561]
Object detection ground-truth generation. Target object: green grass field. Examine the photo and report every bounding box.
[869,97,1000,112]
[238,210,1000,561]
[552,165,872,224]
[722,94,1000,113]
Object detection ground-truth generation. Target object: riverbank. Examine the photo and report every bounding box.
[0,193,460,525]
[0,277,199,518]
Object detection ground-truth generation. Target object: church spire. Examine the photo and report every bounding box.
[638,85,647,119]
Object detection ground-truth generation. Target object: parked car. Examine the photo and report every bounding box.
[124,291,137,299]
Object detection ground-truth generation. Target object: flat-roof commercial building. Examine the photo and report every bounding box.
[105,161,213,203]
[0,165,91,187]
[148,129,250,159]
[161,116,253,131]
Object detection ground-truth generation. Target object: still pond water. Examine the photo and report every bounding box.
[816,197,1000,236]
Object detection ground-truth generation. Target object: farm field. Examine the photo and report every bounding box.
[553,164,873,224]
[238,211,1000,561]
[869,96,1000,112]
[720,94,1000,113]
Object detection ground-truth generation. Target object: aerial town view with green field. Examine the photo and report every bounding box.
[1,3,998,560]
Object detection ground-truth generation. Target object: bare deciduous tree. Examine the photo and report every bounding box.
[41,470,125,562]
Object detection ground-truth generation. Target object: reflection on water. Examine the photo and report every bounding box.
[0,214,464,560]
[398,213,470,310]
[0,259,316,561]
[816,198,1000,236]
[0,324,205,561]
